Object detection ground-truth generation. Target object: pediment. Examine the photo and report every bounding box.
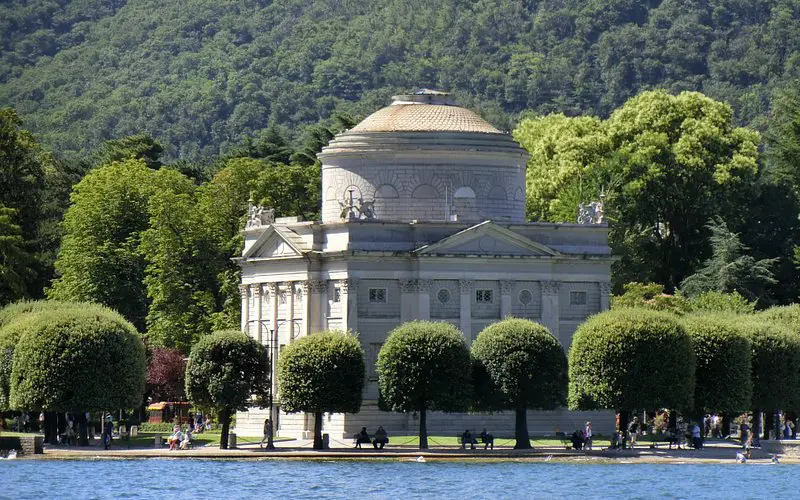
[242,226,305,260]
[415,221,560,257]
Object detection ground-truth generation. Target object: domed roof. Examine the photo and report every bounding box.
[349,91,502,135]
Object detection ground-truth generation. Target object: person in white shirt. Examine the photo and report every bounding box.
[584,421,593,450]
[180,427,193,450]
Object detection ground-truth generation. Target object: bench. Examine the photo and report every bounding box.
[353,434,371,448]
[648,432,682,449]
[457,433,494,449]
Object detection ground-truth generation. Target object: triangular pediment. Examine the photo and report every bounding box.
[415,221,560,257]
[242,226,305,260]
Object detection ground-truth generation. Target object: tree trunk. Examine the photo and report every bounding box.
[619,411,630,449]
[219,408,231,450]
[764,410,776,441]
[722,413,732,438]
[313,411,324,450]
[77,412,89,446]
[668,410,677,430]
[43,412,54,444]
[514,407,531,449]
[419,407,428,449]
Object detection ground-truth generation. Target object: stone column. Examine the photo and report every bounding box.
[417,280,432,320]
[347,279,358,332]
[288,282,295,342]
[298,281,310,337]
[308,280,327,334]
[239,284,249,335]
[459,280,473,338]
[500,280,513,319]
[267,283,279,345]
[599,282,612,312]
[541,281,560,344]
[266,282,279,433]
[252,284,263,344]
[400,279,416,322]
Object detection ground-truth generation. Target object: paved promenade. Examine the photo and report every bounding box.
[31,437,787,463]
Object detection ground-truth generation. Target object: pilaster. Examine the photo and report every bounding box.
[308,280,327,334]
[252,284,263,344]
[459,280,473,338]
[297,281,310,337]
[417,280,432,320]
[541,281,560,345]
[599,281,612,312]
[400,279,417,322]
[500,280,513,318]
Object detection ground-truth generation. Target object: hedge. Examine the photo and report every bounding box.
[681,314,752,414]
[740,319,800,410]
[568,308,695,412]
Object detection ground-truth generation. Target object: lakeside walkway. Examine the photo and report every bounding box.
[31,438,788,463]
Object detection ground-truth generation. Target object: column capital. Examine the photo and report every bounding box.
[294,281,308,295]
[599,281,612,295]
[541,281,560,295]
[400,279,417,294]
[239,284,249,298]
[337,278,357,293]
[250,284,261,298]
[308,280,328,294]
[499,280,514,295]
[266,282,279,294]
[459,280,474,294]
[417,279,433,293]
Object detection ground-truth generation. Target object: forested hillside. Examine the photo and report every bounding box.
[2,0,799,161]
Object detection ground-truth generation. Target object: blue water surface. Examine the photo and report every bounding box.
[1,459,793,499]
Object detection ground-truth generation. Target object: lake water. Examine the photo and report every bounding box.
[1,459,794,499]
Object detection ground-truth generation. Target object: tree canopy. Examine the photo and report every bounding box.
[185,330,270,449]
[568,308,695,412]
[278,331,365,449]
[377,321,471,449]
[471,318,567,449]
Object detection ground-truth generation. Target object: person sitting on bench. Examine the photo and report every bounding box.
[355,427,370,448]
[461,429,477,449]
[373,426,389,449]
[479,429,494,450]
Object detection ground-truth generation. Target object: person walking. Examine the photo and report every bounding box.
[584,421,593,450]
[628,416,640,448]
[260,418,274,449]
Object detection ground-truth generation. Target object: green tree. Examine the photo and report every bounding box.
[278,331,365,449]
[568,308,695,422]
[471,318,567,449]
[9,304,146,445]
[48,159,158,330]
[0,107,46,302]
[611,282,691,315]
[681,218,777,302]
[681,314,752,416]
[764,82,800,187]
[516,91,761,292]
[757,304,800,335]
[93,133,164,169]
[185,330,270,449]
[377,321,472,449]
[688,291,756,315]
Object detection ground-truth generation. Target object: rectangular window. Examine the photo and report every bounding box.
[570,291,587,306]
[476,289,493,303]
[333,287,342,303]
[369,288,387,304]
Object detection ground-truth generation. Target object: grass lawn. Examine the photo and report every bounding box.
[375,435,592,447]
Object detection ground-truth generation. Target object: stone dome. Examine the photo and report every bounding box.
[350,92,502,135]
[318,91,529,224]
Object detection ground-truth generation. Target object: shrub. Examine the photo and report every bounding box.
[568,308,695,413]
[472,318,567,449]
[739,319,800,411]
[757,305,800,335]
[681,314,752,414]
[377,321,471,449]
[9,307,147,413]
[278,331,364,449]
[185,330,270,449]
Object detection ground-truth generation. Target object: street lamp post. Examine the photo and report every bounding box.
[248,318,299,450]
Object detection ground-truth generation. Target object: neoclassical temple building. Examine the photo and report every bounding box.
[235,91,614,438]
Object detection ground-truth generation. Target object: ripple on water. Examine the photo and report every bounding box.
[1,460,797,500]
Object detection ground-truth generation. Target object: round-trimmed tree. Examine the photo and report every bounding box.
[757,305,800,335]
[568,308,695,423]
[377,321,471,449]
[278,331,365,450]
[681,314,752,416]
[472,318,567,449]
[185,330,270,449]
[9,305,146,444]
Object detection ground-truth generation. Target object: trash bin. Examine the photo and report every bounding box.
[154,434,162,448]
[229,433,237,449]
[322,433,330,449]
[130,425,138,439]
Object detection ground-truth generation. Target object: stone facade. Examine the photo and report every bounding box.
[235,91,614,439]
